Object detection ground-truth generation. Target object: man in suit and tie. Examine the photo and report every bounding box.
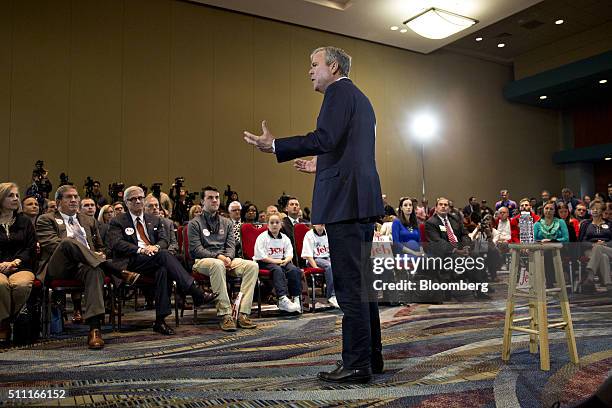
[107,186,217,335]
[281,196,306,264]
[244,46,384,383]
[37,185,138,349]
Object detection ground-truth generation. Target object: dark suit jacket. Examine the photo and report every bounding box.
[281,216,305,263]
[275,78,384,224]
[424,214,471,257]
[107,212,168,270]
[36,211,105,279]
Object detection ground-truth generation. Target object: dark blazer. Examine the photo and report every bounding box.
[0,213,36,271]
[36,211,105,279]
[424,213,471,257]
[107,212,168,270]
[275,78,384,224]
[281,216,305,263]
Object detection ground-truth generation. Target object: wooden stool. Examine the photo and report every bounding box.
[502,243,579,371]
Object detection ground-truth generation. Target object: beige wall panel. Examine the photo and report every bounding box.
[0,0,12,180]
[251,19,293,210]
[515,22,612,79]
[69,0,123,194]
[169,1,215,196]
[122,0,171,188]
[211,11,254,203]
[10,0,71,192]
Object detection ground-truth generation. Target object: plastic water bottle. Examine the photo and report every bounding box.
[50,304,64,334]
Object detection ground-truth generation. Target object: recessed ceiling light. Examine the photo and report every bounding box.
[390,26,399,31]
[497,43,505,48]
[400,28,408,33]
[605,157,612,161]
[600,79,608,84]
[475,37,483,41]
[555,19,564,25]
[539,95,547,100]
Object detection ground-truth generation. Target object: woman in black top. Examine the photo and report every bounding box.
[578,200,612,294]
[0,183,36,343]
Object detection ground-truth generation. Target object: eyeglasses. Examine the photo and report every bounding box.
[230,209,240,212]
[127,196,145,202]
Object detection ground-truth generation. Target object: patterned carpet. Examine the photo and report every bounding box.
[1,275,611,407]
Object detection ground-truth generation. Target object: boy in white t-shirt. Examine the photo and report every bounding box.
[253,215,303,313]
[301,224,338,308]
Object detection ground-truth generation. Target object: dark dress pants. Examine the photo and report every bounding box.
[127,249,194,318]
[326,220,382,371]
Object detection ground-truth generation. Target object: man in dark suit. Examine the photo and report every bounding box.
[425,197,489,299]
[108,186,216,335]
[244,46,384,383]
[37,185,138,349]
[281,196,306,263]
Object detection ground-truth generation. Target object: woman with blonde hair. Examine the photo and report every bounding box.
[0,182,36,344]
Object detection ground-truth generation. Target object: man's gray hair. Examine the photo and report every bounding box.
[55,184,78,201]
[123,186,144,202]
[311,46,351,77]
[228,201,242,210]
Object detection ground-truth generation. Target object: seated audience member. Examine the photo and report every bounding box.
[495,189,517,213]
[535,190,551,212]
[463,211,478,233]
[37,185,129,349]
[561,187,580,214]
[382,194,397,217]
[96,204,114,248]
[578,200,612,294]
[480,200,495,218]
[605,202,612,221]
[302,207,311,222]
[425,197,488,299]
[448,200,461,221]
[496,207,512,244]
[574,203,590,222]
[241,203,259,224]
[254,214,303,313]
[189,186,258,331]
[281,197,306,262]
[188,204,203,221]
[144,196,178,256]
[227,201,243,258]
[21,196,39,225]
[265,205,279,220]
[469,215,503,282]
[582,195,592,208]
[0,183,36,344]
[112,201,125,215]
[45,200,57,214]
[258,212,267,223]
[301,223,338,308]
[510,198,541,243]
[463,196,478,217]
[556,202,580,241]
[108,186,214,336]
[378,215,395,238]
[392,197,422,257]
[534,201,569,287]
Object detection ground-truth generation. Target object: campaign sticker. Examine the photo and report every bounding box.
[439,225,446,232]
[125,227,135,235]
[203,229,210,237]
[55,219,64,225]
[219,229,224,235]
[603,224,609,229]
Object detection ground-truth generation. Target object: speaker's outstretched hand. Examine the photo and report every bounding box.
[243,120,274,153]
[294,157,317,174]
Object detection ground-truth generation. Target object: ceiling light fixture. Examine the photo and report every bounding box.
[605,157,611,161]
[476,37,483,41]
[539,95,547,100]
[403,7,477,40]
[400,28,408,33]
[390,26,399,31]
[497,43,505,48]
[555,19,564,25]
[600,79,608,84]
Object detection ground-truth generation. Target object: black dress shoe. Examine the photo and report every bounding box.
[152,321,175,335]
[336,355,384,374]
[318,364,371,383]
[192,287,219,308]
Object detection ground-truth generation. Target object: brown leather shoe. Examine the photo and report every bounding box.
[87,329,105,349]
[237,313,257,329]
[121,270,141,286]
[72,309,83,324]
[220,315,237,332]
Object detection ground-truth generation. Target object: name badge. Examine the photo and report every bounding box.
[203,229,210,237]
[125,227,134,235]
[153,227,158,231]
[439,225,447,232]
[603,224,609,229]
[55,219,64,225]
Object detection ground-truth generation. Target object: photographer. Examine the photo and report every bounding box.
[169,177,189,225]
[469,215,503,283]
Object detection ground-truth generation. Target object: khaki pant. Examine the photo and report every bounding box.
[587,244,612,285]
[0,271,35,322]
[193,258,258,316]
